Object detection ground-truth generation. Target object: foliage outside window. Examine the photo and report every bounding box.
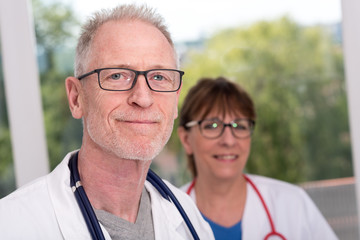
[0,1,351,198]
[167,17,350,184]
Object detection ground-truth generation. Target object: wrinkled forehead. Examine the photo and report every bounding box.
[97,21,174,56]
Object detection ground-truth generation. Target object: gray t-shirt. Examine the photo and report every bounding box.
[94,188,155,240]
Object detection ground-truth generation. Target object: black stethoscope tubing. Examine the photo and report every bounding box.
[69,152,106,240]
[69,152,199,240]
[146,170,200,240]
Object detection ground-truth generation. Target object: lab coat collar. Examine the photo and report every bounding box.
[46,151,111,239]
[241,176,271,239]
[145,179,186,239]
[47,151,186,239]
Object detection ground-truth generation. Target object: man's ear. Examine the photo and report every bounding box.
[65,76,83,119]
[177,126,193,155]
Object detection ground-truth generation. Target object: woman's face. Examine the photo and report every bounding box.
[178,111,252,181]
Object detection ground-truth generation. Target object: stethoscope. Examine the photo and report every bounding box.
[186,175,287,240]
[68,151,200,240]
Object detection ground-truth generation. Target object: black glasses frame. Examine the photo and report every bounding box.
[77,68,184,92]
[185,118,256,139]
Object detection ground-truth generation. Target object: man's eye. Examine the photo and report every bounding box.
[110,73,122,80]
[153,74,164,81]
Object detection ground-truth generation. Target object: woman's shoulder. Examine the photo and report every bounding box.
[245,174,308,198]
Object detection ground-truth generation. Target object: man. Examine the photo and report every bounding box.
[0,4,214,240]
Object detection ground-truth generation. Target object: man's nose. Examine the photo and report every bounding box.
[127,74,154,108]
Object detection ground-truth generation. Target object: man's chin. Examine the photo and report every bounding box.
[118,152,158,162]
[113,143,163,162]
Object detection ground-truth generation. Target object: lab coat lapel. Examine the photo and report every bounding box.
[47,152,188,239]
[242,175,271,239]
[145,181,187,240]
[47,151,112,240]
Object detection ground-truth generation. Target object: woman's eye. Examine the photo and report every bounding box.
[233,123,249,130]
[203,122,218,129]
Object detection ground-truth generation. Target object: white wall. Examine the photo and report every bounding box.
[0,0,49,187]
[341,0,360,232]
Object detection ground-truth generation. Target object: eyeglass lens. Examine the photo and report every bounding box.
[200,119,253,139]
[98,68,181,91]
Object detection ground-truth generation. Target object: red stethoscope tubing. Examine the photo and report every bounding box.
[186,175,287,240]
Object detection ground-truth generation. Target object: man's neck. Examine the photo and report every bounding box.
[77,147,152,223]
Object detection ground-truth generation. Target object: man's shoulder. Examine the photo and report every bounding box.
[0,151,73,205]
[0,175,53,232]
[0,153,75,238]
[0,175,48,205]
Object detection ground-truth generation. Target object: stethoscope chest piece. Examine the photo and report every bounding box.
[265,232,287,240]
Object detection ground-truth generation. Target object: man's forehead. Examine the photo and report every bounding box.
[94,19,163,41]
[88,21,176,69]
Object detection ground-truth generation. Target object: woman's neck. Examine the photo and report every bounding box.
[195,175,248,227]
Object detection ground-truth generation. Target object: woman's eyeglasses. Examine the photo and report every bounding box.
[185,118,255,139]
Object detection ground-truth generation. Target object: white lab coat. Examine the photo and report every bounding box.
[181,174,338,240]
[0,151,214,240]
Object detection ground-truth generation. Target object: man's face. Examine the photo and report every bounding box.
[78,20,180,161]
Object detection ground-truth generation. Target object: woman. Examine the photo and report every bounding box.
[177,77,337,240]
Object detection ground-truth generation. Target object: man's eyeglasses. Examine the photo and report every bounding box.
[77,68,184,92]
[185,118,255,139]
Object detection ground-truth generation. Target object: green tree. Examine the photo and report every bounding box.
[32,0,81,170]
[171,17,351,183]
[0,0,80,197]
[32,0,78,70]
[0,47,12,173]
[0,26,16,197]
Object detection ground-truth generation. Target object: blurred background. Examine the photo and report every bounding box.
[0,0,357,238]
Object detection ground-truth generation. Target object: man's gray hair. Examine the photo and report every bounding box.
[74,4,176,77]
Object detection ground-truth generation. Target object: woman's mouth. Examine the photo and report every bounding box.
[214,154,238,162]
